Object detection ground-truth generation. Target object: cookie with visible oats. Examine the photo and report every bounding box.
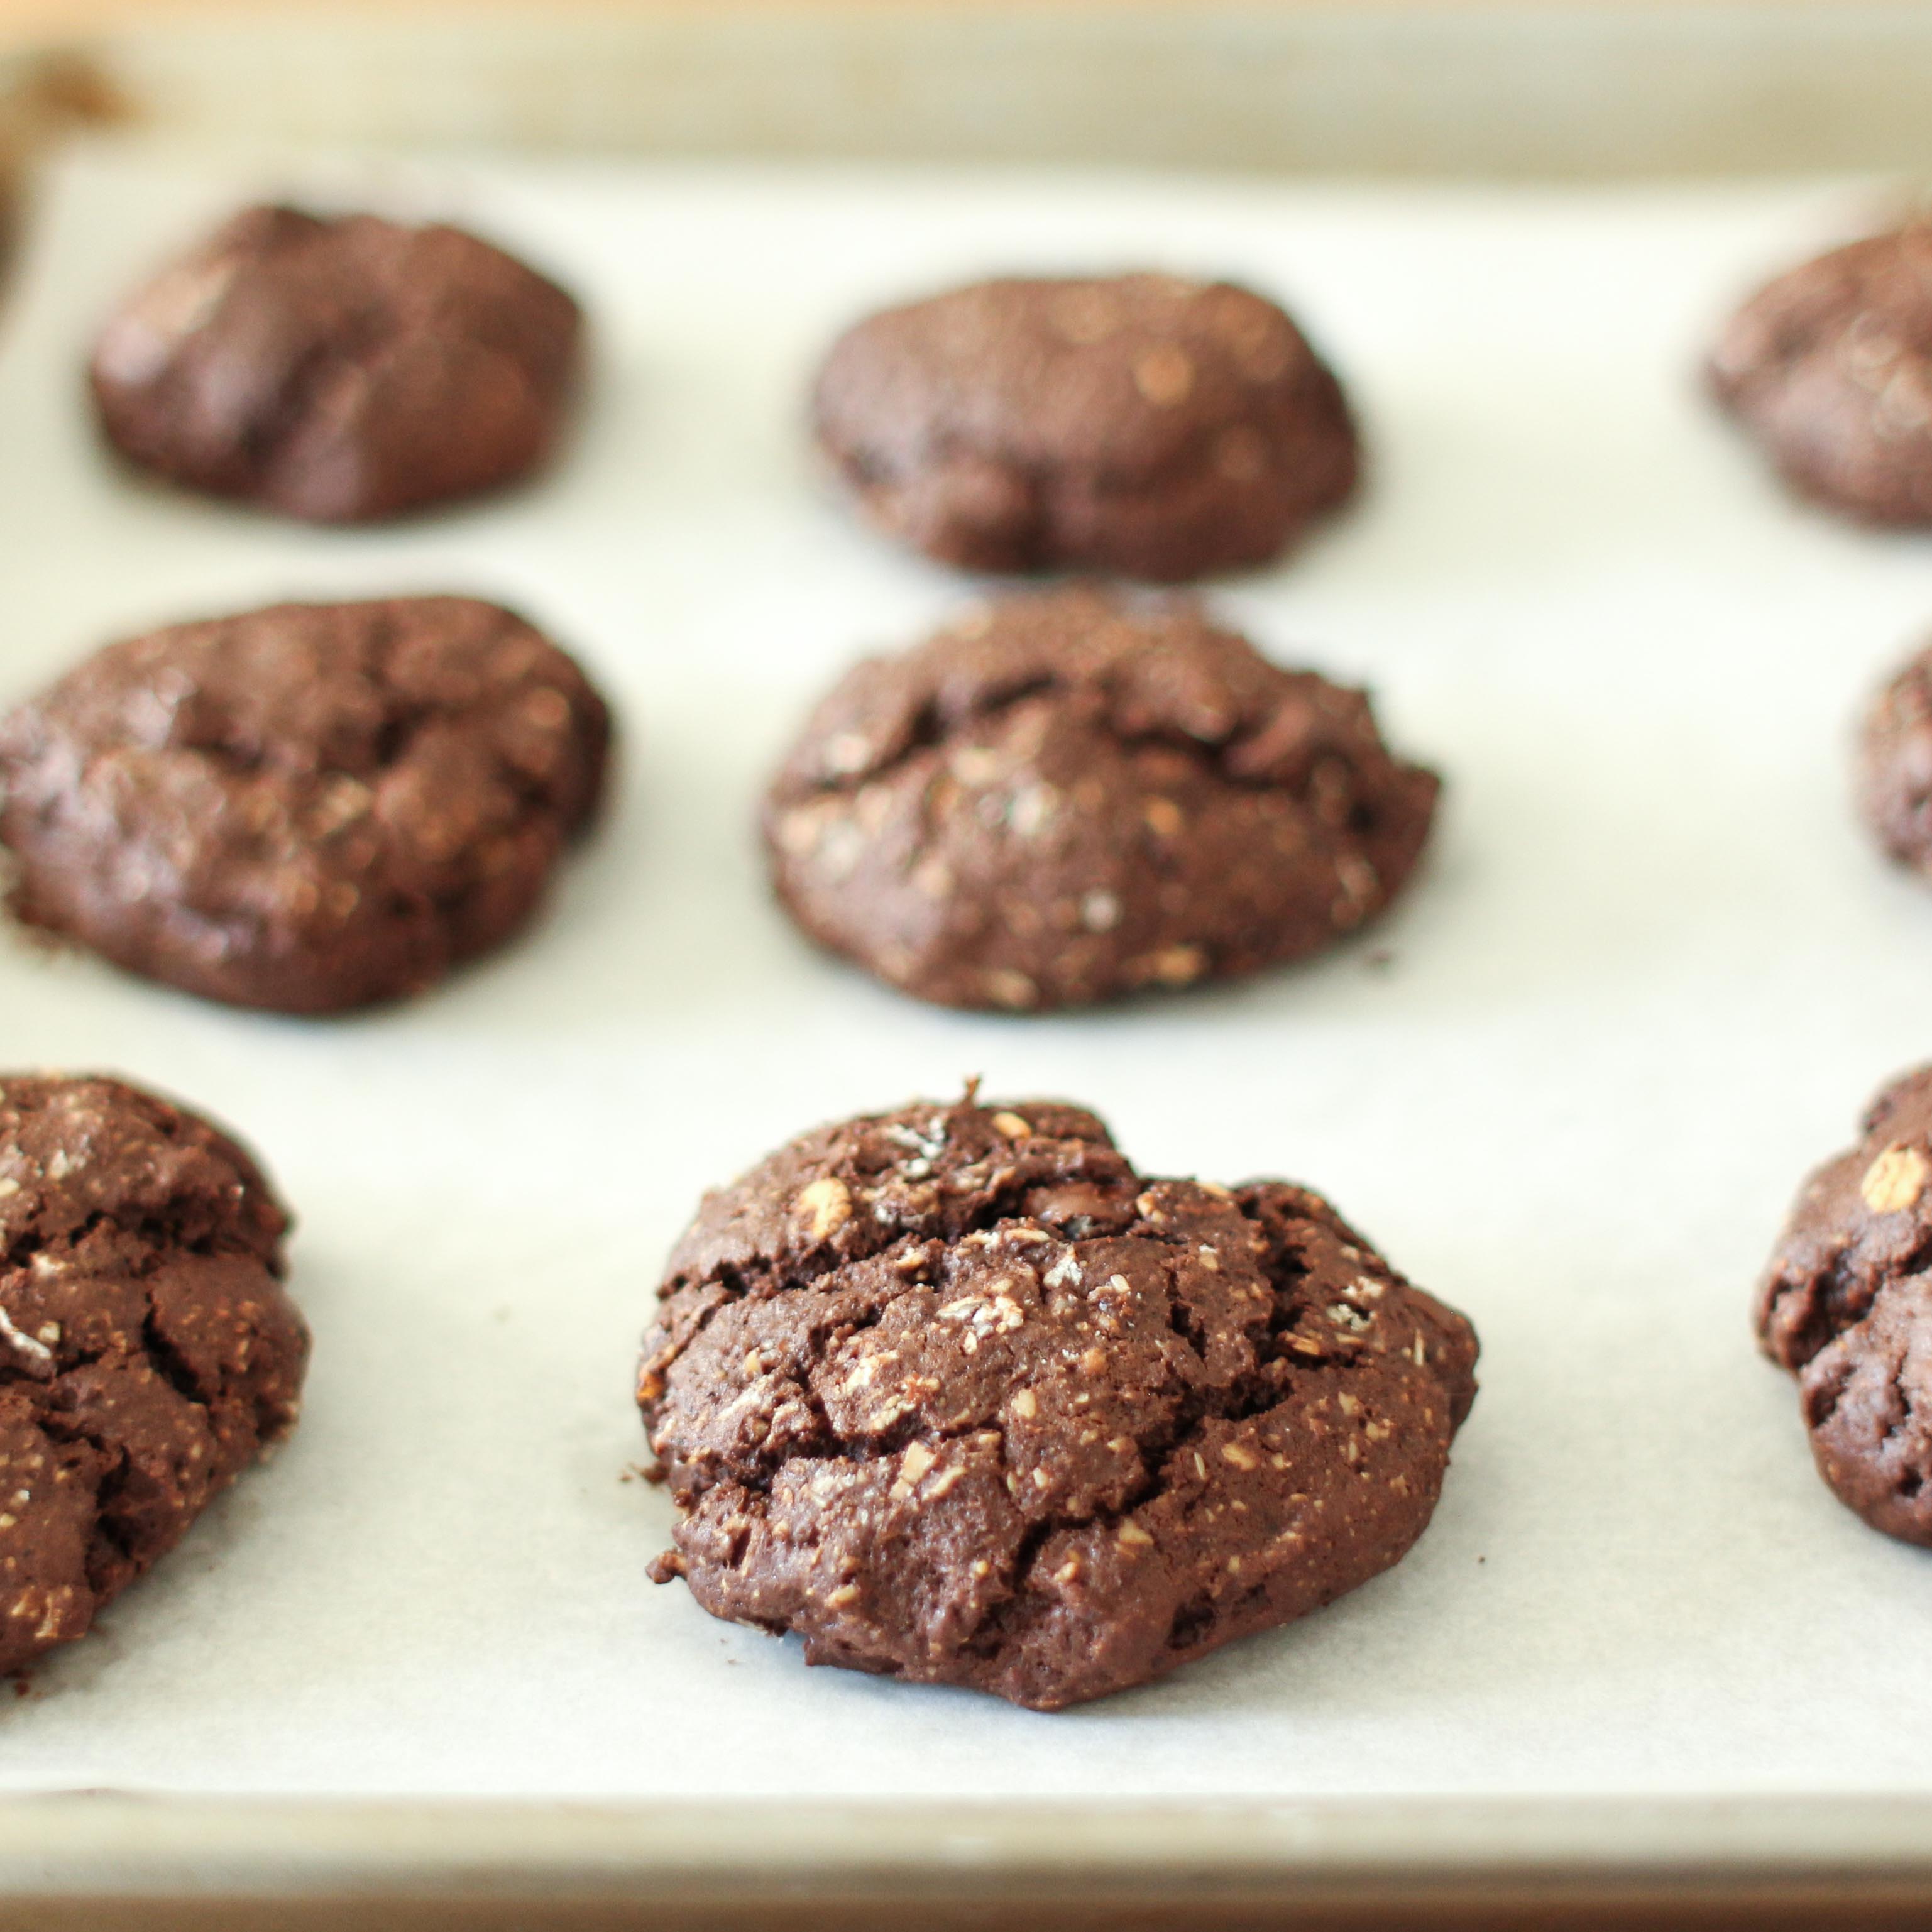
[91,205,582,524]
[1758,1065,1932,1546]
[763,585,1438,1013]
[811,272,1358,580]
[0,1073,307,1677]
[0,596,610,1014]
[637,1092,1478,1711]
[1708,226,1932,525]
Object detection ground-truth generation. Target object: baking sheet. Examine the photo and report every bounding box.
[1,141,1931,1804]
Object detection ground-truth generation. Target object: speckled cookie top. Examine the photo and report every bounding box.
[639,1094,1478,1710]
[812,273,1358,579]
[1758,1066,1932,1548]
[91,204,581,523]
[1709,226,1932,524]
[1759,1067,1932,1372]
[764,586,1438,1011]
[0,1074,307,1677]
[0,595,612,1014]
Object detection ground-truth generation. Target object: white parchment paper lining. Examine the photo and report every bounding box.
[1,145,1929,1799]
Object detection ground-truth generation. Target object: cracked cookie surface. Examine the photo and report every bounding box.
[0,1074,307,1677]
[764,586,1439,1012]
[812,272,1358,580]
[638,1094,1478,1710]
[90,204,581,523]
[1709,226,1932,525]
[0,595,612,1014]
[1759,1065,1932,1546]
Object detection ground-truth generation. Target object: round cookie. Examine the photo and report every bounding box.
[763,586,1439,1012]
[0,596,611,1014]
[1857,640,1932,875]
[90,204,581,523]
[1708,226,1932,525]
[637,1092,1479,1711]
[811,273,1358,580]
[1758,1065,1932,1546]
[0,1073,307,1677]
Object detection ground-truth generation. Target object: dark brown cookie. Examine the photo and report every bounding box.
[1758,1065,1932,1547]
[637,1093,1478,1711]
[764,586,1438,1012]
[1708,226,1932,525]
[1857,640,1932,875]
[0,596,611,1014]
[90,205,581,523]
[0,1073,307,1677]
[811,273,1358,580]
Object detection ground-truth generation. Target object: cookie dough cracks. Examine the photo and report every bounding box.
[638,1094,1478,1710]
[0,1075,307,1677]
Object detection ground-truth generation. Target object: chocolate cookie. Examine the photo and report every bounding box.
[0,1074,307,1677]
[764,586,1438,1012]
[811,273,1358,580]
[90,205,581,522]
[0,596,610,1014]
[1857,640,1932,875]
[638,1092,1478,1711]
[1758,1065,1932,1546]
[1708,225,1932,524]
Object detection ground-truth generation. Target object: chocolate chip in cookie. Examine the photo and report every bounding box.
[1758,1065,1932,1547]
[811,273,1359,580]
[0,595,612,1014]
[638,1092,1478,1710]
[764,586,1438,1012]
[91,205,582,523]
[1709,225,1932,525]
[0,1073,307,1678]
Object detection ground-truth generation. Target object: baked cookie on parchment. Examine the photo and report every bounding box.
[764,585,1438,1012]
[1710,224,1932,525]
[0,1073,307,1677]
[0,596,611,1014]
[638,1092,1478,1710]
[1758,1065,1932,1547]
[91,205,581,523]
[812,272,1359,579]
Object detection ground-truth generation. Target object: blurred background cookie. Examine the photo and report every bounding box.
[1709,225,1932,524]
[90,205,581,522]
[811,272,1358,579]
[1858,637,1932,875]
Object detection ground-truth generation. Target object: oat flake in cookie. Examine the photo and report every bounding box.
[812,273,1359,580]
[0,596,611,1014]
[0,1075,307,1677]
[764,586,1439,1012]
[1709,226,1932,525]
[638,1094,1478,1711]
[91,205,581,523]
[1758,1066,1932,1547]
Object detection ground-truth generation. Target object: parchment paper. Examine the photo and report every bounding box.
[1,143,1929,1800]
